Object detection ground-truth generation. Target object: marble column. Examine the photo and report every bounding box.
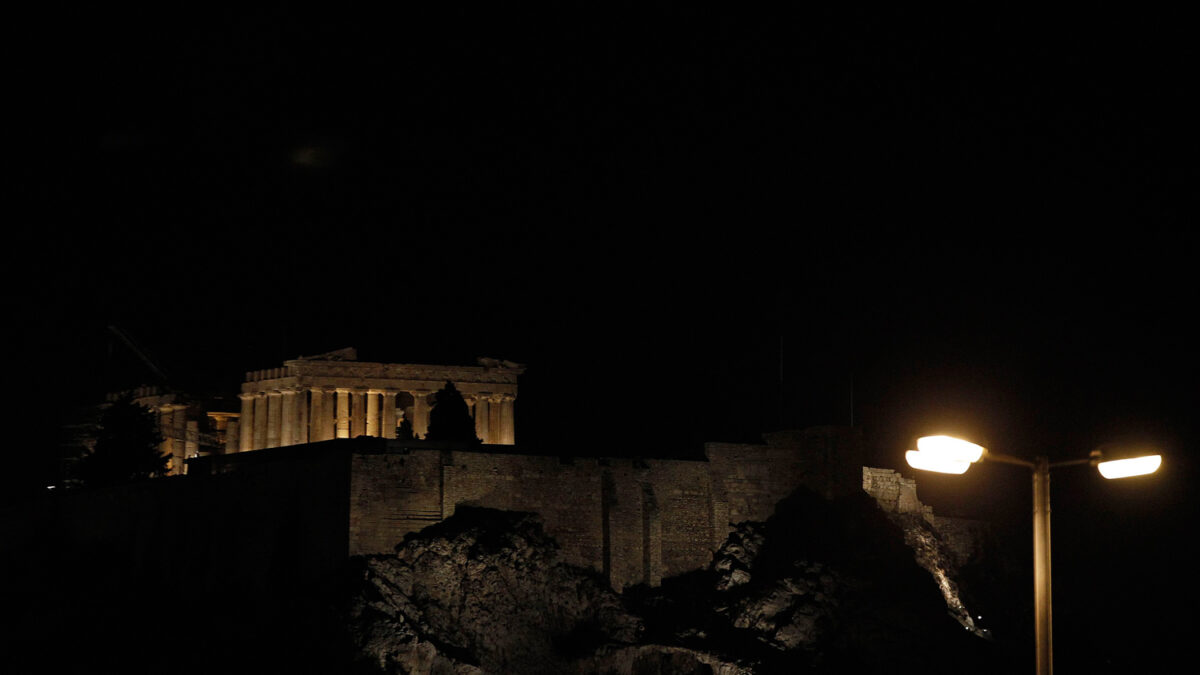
[474,395,490,443]
[366,390,381,437]
[295,389,309,444]
[488,394,503,445]
[336,388,350,439]
[320,388,336,440]
[253,393,268,450]
[350,389,366,437]
[381,390,397,439]
[499,394,516,445]
[280,389,297,446]
[238,393,254,452]
[172,405,186,474]
[266,391,282,448]
[308,387,325,442]
[411,391,431,440]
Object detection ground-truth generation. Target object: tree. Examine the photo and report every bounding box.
[79,395,169,486]
[424,381,480,443]
[396,416,416,441]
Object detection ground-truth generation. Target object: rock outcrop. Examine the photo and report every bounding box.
[632,489,1009,673]
[888,511,984,636]
[862,466,991,637]
[346,494,1012,674]
[346,507,644,674]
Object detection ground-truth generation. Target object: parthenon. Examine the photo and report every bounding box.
[235,348,524,452]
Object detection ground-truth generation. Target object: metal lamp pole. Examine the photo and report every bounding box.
[1032,456,1053,675]
[907,437,1159,675]
[982,450,1054,674]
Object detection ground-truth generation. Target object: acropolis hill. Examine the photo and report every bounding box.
[1,348,999,673]
[65,349,971,594]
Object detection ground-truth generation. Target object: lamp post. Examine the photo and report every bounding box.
[905,435,1161,675]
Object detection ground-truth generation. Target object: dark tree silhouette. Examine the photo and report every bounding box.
[79,395,168,486]
[424,381,480,443]
[396,416,416,441]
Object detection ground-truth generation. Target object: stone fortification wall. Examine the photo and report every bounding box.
[441,452,606,573]
[349,449,444,555]
[705,441,806,525]
[861,466,988,568]
[356,427,865,590]
[705,426,867,527]
[349,428,869,590]
[349,445,720,590]
[8,431,941,604]
[599,458,717,587]
[861,466,932,520]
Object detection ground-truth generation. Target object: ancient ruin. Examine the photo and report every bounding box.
[235,348,524,451]
[93,349,981,594]
[9,350,999,672]
[112,348,524,475]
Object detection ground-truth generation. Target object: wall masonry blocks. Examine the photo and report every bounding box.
[19,428,957,600]
[340,430,867,590]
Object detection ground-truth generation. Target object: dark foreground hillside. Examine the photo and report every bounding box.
[6,492,1014,674]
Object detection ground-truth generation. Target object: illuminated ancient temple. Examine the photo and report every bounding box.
[234,348,524,452]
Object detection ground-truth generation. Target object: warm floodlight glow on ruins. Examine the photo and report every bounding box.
[237,349,524,452]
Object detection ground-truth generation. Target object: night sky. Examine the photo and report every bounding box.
[12,6,1195,668]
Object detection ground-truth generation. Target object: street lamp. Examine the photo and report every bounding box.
[905,435,1161,675]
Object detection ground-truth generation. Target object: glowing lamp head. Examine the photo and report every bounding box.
[916,435,987,463]
[1096,454,1162,479]
[906,449,971,474]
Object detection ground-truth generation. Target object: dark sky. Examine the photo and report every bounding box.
[19,6,1191,454]
[13,5,1195,487]
[11,6,1196,667]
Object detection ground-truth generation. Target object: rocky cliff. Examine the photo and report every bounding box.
[345,492,1014,674]
[346,507,645,673]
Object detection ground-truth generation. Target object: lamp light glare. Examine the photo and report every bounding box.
[916,435,986,463]
[906,450,971,474]
[1097,454,1161,479]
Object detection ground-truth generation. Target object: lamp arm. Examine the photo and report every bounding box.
[982,450,1094,471]
[1049,456,1094,470]
[981,449,1036,469]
